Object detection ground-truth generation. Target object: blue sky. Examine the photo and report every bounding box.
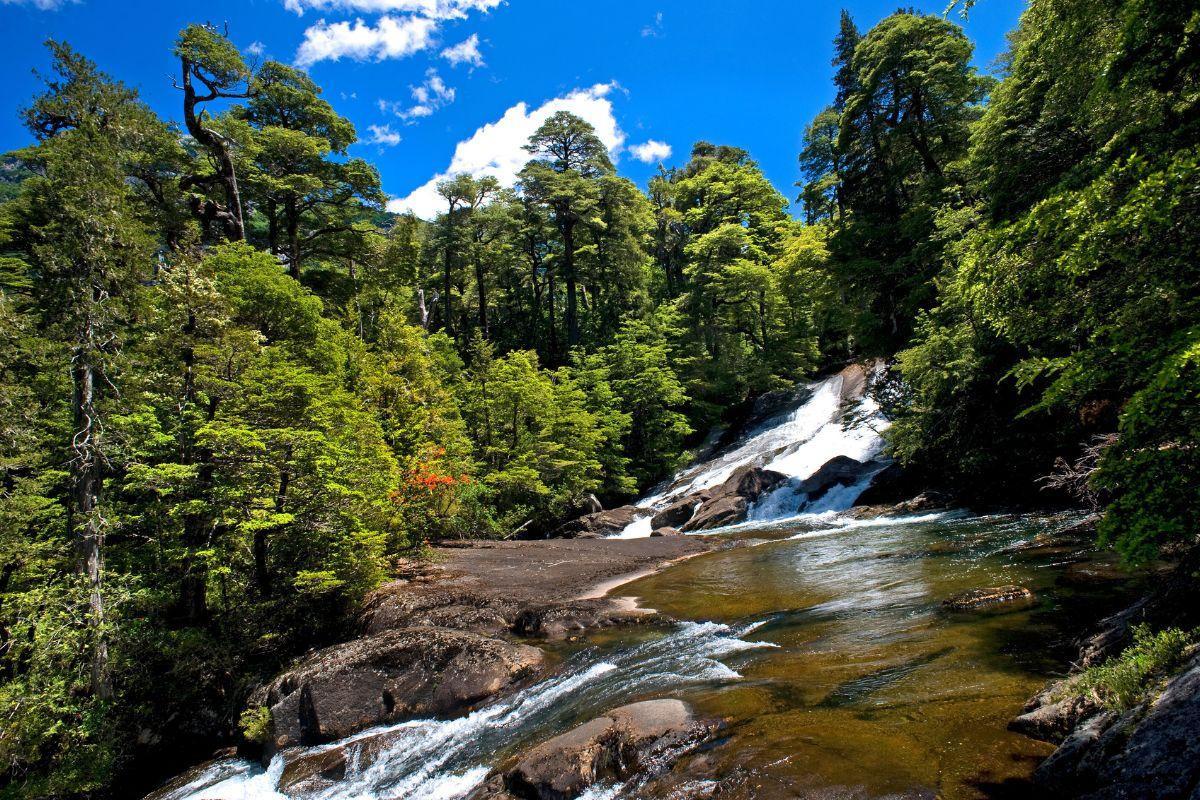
[0,0,1025,217]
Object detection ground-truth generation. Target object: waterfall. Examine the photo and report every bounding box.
[616,365,890,536]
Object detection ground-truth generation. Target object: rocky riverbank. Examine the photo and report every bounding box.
[1010,547,1200,798]
[147,536,717,798]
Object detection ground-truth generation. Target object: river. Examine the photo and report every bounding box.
[161,371,1132,800]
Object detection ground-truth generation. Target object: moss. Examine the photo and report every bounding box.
[1075,624,1195,711]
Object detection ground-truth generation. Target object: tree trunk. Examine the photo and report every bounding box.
[475,259,488,336]
[286,200,301,279]
[180,60,245,241]
[71,348,111,699]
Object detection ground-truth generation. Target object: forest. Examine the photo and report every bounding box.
[0,0,1196,796]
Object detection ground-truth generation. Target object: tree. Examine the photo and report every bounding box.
[519,112,613,350]
[238,62,384,278]
[174,24,251,241]
[14,42,160,700]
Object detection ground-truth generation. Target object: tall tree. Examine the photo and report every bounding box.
[16,42,158,698]
[519,112,613,350]
[174,24,251,241]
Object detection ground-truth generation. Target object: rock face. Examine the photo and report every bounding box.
[482,699,719,800]
[941,585,1035,612]
[1012,550,1200,798]
[1031,656,1200,798]
[548,505,646,539]
[256,626,544,752]
[675,466,788,533]
[794,455,875,503]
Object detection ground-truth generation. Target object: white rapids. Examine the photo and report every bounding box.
[159,621,775,800]
[614,365,891,537]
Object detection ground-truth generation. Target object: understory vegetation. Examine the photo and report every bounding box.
[1074,625,1196,711]
[0,0,1197,795]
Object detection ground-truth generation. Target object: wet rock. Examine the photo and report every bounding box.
[795,455,873,502]
[1009,682,1100,743]
[651,494,709,530]
[511,599,651,639]
[501,699,719,800]
[941,585,1035,612]
[887,492,950,514]
[651,527,682,538]
[257,626,544,751]
[680,466,788,532]
[548,505,646,539]
[682,495,749,532]
[278,730,398,794]
[852,462,925,507]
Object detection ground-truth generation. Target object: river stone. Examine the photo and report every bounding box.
[502,699,719,800]
[1009,682,1100,743]
[511,599,651,639]
[548,505,645,539]
[795,455,872,502]
[278,730,399,794]
[651,526,682,537]
[680,466,788,532]
[650,494,709,530]
[941,585,1035,612]
[258,626,544,751]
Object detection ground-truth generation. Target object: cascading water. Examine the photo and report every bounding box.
[162,622,775,800]
[616,365,891,537]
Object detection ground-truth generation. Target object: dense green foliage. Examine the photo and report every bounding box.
[0,27,828,797]
[2,0,1198,793]
[799,1,1199,558]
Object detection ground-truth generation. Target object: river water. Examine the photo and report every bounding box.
[161,373,1133,800]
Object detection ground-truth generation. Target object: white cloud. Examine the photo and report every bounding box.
[366,123,402,146]
[441,33,484,67]
[379,68,456,120]
[295,14,438,67]
[628,139,672,164]
[388,82,625,218]
[283,0,501,17]
[246,41,267,56]
[641,11,663,37]
[0,0,77,8]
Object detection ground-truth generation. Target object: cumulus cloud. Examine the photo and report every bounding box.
[295,15,438,67]
[441,33,484,67]
[283,0,501,16]
[628,139,672,164]
[1,0,78,8]
[246,41,267,56]
[366,123,403,146]
[388,82,624,218]
[379,68,456,120]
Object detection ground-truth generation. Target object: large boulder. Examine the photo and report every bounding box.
[1028,656,1200,798]
[795,455,873,503]
[650,494,710,531]
[498,699,718,800]
[680,467,788,533]
[548,505,646,539]
[256,626,544,752]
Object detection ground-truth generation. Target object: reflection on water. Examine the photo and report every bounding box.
[618,511,1138,799]
[161,511,1136,800]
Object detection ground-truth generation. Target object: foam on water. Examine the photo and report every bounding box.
[165,621,775,800]
[617,370,892,537]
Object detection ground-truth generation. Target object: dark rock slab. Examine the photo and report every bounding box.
[257,626,544,752]
[680,466,788,532]
[548,505,646,539]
